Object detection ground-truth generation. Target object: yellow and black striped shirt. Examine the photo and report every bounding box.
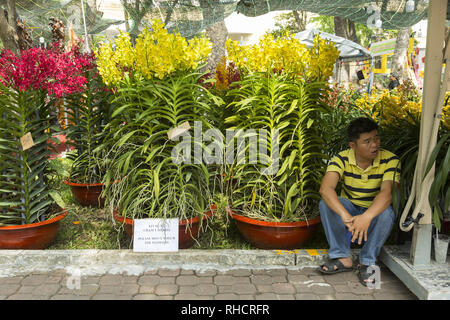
[326,148,401,208]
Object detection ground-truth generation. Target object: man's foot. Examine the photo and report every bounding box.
[358,265,377,287]
[318,257,353,274]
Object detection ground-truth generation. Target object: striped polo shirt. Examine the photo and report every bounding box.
[326,148,401,208]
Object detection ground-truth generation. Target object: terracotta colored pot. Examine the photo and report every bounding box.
[64,180,105,207]
[0,209,68,249]
[113,207,214,249]
[228,207,321,250]
[47,134,75,159]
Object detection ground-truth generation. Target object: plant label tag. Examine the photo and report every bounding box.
[133,218,179,252]
[168,122,191,141]
[20,132,35,151]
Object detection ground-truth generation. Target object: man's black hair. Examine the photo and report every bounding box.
[347,117,378,142]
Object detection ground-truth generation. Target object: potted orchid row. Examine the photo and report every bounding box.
[0,20,342,250]
[91,25,341,249]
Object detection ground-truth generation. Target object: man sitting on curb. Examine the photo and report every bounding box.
[317,117,400,287]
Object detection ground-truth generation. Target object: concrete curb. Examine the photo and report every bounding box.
[0,249,339,277]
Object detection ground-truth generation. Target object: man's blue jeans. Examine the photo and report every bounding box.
[319,197,395,266]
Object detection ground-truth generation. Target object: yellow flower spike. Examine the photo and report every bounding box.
[95,19,211,84]
[355,87,450,129]
[225,32,338,80]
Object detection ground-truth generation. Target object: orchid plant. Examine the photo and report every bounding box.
[64,47,115,185]
[0,43,93,225]
[95,20,217,225]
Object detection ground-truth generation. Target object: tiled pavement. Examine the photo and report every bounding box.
[0,263,417,300]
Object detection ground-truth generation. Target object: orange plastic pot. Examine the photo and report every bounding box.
[0,209,68,249]
[228,207,321,250]
[113,206,214,249]
[64,180,105,207]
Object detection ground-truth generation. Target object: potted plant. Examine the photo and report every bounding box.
[223,33,340,249]
[63,50,115,208]
[95,21,218,248]
[0,45,88,248]
[199,56,242,215]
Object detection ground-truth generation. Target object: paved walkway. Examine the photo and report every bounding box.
[0,263,416,300]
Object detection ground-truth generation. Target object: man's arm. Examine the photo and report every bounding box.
[350,180,397,244]
[364,180,396,219]
[319,171,354,228]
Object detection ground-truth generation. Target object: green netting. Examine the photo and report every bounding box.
[11,0,123,41]
[235,1,429,29]
[3,0,439,42]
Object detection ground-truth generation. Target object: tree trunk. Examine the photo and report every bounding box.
[121,0,146,42]
[205,20,228,74]
[347,20,360,45]
[124,7,130,32]
[334,17,359,44]
[292,10,307,32]
[334,17,349,84]
[200,0,227,74]
[391,28,410,79]
[334,16,347,38]
[0,0,20,54]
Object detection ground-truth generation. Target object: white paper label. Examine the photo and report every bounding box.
[133,218,179,252]
[20,132,35,151]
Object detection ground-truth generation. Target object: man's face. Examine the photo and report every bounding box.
[350,129,380,161]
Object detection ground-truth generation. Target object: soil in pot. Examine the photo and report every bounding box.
[228,207,321,250]
[113,207,214,249]
[64,180,105,207]
[0,207,68,249]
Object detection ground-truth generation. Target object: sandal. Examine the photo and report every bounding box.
[358,265,377,287]
[318,258,354,275]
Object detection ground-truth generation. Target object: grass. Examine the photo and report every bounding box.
[49,201,329,250]
[48,205,131,250]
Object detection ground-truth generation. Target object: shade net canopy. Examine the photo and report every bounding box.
[4,0,440,43]
[294,29,372,60]
[10,0,124,40]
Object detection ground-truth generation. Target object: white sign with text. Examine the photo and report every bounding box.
[133,218,179,252]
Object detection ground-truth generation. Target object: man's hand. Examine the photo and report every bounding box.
[349,214,372,244]
[341,213,355,229]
